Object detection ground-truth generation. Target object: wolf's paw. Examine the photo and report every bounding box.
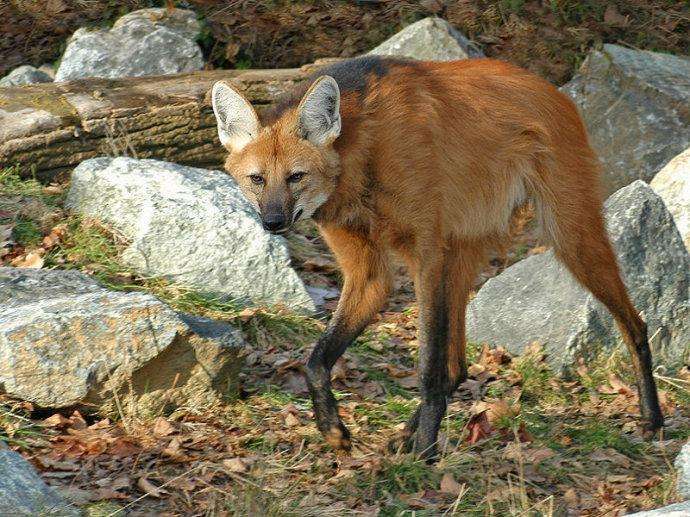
[640,413,664,440]
[323,422,351,451]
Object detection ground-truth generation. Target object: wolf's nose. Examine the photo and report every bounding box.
[262,214,286,232]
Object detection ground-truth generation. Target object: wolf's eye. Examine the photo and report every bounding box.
[249,174,264,185]
[287,172,306,184]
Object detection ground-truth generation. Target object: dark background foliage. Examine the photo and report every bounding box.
[2,0,689,84]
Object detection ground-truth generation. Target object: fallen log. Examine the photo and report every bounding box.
[0,60,338,178]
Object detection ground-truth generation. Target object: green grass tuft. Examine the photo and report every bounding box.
[356,456,439,504]
[0,166,63,205]
[0,166,42,197]
[566,420,641,455]
[12,218,42,247]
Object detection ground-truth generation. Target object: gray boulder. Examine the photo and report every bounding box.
[561,44,690,195]
[0,443,79,516]
[467,181,690,372]
[626,501,690,516]
[676,441,690,500]
[66,157,315,313]
[651,147,690,253]
[0,65,53,87]
[369,17,483,61]
[55,8,204,82]
[0,267,244,412]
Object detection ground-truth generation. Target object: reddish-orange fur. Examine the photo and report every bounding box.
[214,57,663,458]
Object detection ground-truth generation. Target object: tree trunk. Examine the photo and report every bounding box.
[0,61,336,178]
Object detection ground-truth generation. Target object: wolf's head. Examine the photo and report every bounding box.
[211,76,341,234]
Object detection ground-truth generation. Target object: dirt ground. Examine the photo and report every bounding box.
[1,168,690,516]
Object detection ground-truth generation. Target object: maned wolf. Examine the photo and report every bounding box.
[210,56,663,461]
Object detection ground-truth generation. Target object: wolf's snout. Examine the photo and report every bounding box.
[262,213,287,233]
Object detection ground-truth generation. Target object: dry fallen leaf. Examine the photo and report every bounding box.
[302,255,338,272]
[43,413,71,428]
[223,457,249,473]
[589,448,631,468]
[152,417,175,438]
[137,476,167,498]
[93,488,129,500]
[468,363,485,377]
[42,184,65,195]
[68,411,87,430]
[599,373,634,396]
[36,456,80,471]
[397,375,418,389]
[162,436,185,461]
[525,447,556,465]
[39,225,67,251]
[11,251,44,269]
[657,390,675,415]
[331,359,349,381]
[284,413,300,427]
[486,399,519,425]
[330,468,356,483]
[604,4,629,27]
[108,438,141,457]
[465,411,493,444]
[440,472,464,496]
[236,307,258,322]
[563,487,579,507]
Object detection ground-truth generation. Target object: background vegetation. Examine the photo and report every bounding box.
[2,0,688,84]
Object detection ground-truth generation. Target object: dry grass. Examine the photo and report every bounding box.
[2,330,687,515]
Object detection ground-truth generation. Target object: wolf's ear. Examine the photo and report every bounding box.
[297,75,341,146]
[211,81,260,153]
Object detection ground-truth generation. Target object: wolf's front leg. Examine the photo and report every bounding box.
[304,227,391,450]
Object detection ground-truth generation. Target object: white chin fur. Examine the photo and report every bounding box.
[299,193,329,220]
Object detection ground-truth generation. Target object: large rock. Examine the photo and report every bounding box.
[0,267,244,412]
[66,157,315,313]
[55,8,204,82]
[676,441,690,500]
[626,501,690,516]
[0,443,78,516]
[467,181,690,372]
[0,65,53,87]
[651,147,690,253]
[369,17,483,61]
[561,44,690,195]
